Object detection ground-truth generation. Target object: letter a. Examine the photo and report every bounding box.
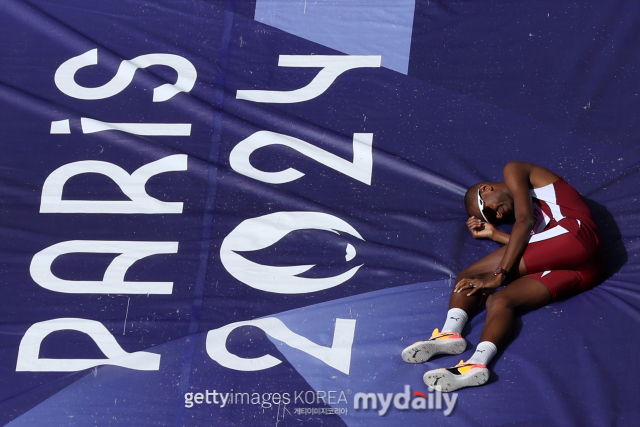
[16,318,160,371]
[30,240,178,294]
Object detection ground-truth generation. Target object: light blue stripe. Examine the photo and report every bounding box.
[255,0,416,74]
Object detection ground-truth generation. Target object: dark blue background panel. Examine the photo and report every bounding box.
[0,0,638,426]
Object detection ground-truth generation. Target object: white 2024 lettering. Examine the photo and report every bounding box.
[18,52,379,375]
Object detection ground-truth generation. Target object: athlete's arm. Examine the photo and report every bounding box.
[463,162,534,294]
[457,162,545,295]
[492,161,536,276]
[456,162,559,295]
[466,217,510,244]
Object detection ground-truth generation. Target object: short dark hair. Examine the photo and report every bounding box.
[464,183,482,217]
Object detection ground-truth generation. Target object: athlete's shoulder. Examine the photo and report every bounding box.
[503,162,559,188]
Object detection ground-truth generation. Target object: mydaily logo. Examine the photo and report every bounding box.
[354,385,458,416]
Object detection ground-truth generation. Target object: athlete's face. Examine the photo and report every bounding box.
[478,186,514,224]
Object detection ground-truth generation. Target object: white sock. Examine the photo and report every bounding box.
[467,341,498,366]
[441,308,468,334]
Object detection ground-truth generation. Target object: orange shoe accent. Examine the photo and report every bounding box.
[454,360,487,374]
[429,328,463,341]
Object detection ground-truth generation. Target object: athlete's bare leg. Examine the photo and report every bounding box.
[449,245,528,313]
[451,246,552,347]
[481,277,552,346]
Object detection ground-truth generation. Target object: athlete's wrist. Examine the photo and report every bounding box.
[488,226,501,241]
[491,229,509,245]
[494,267,509,285]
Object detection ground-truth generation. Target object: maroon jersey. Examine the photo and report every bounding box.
[522,178,604,300]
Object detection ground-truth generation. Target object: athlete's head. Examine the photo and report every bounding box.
[464,182,514,224]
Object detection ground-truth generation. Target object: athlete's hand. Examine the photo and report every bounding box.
[454,275,506,296]
[466,216,495,240]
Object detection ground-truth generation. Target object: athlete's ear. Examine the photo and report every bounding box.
[479,184,493,193]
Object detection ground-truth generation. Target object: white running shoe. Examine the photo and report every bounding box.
[401,328,466,364]
[423,360,490,392]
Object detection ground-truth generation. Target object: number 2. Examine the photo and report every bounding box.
[229,131,373,185]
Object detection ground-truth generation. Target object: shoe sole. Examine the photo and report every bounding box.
[401,338,466,364]
[423,367,489,392]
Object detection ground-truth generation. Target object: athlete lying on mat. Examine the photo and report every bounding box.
[402,161,605,392]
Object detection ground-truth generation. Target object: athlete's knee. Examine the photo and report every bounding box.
[455,272,469,285]
[456,267,484,283]
[452,270,478,295]
[486,292,514,312]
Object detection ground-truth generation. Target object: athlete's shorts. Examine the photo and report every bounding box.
[522,216,605,300]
